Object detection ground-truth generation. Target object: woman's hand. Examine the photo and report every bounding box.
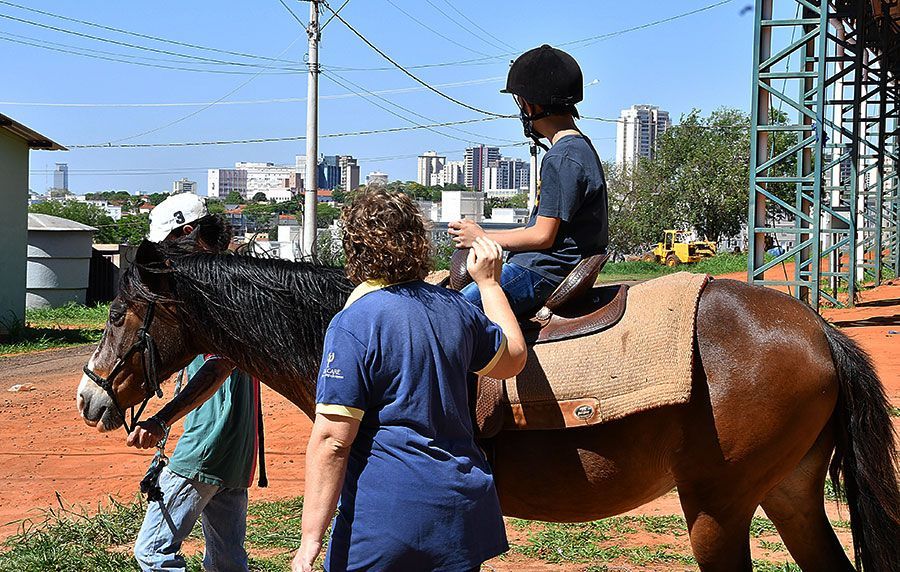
[291,539,322,572]
[126,418,166,449]
[467,237,503,286]
[448,219,486,248]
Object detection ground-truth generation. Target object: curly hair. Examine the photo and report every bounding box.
[341,188,432,285]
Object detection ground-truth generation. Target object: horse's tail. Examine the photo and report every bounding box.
[823,323,899,571]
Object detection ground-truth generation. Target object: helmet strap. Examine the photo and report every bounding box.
[518,106,551,151]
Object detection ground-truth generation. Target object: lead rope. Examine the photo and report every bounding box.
[139,369,185,502]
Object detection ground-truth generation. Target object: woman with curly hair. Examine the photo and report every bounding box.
[293,188,527,572]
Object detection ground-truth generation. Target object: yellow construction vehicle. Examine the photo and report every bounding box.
[649,230,717,267]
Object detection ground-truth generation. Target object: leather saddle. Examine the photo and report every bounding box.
[448,249,628,344]
[448,249,629,439]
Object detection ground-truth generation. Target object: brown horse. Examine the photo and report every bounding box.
[75,241,899,571]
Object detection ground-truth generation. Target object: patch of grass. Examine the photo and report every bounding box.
[600,253,753,283]
[753,560,801,572]
[0,326,103,356]
[511,518,695,566]
[750,516,779,538]
[759,539,787,553]
[824,478,841,502]
[0,495,306,572]
[26,302,110,328]
[889,406,900,418]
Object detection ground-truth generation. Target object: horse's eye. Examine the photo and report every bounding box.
[108,305,126,325]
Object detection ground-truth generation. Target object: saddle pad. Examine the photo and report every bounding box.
[497,272,709,430]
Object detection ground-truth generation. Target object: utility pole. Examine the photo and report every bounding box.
[302,0,320,257]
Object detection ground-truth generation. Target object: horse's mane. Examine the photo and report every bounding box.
[122,246,354,383]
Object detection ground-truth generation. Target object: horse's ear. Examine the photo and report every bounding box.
[136,239,164,265]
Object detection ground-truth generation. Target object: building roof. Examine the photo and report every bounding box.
[28,213,96,232]
[0,113,66,150]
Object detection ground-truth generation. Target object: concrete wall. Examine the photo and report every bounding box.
[0,130,28,334]
[26,230,94,308]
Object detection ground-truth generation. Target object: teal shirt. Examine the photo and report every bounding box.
[168,355,259,489]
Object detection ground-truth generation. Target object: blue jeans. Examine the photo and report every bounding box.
[460,262,559,318]
[134,467,249,572]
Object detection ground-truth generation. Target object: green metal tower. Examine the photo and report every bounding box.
[749,0,899,310]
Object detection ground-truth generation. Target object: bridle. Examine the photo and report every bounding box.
[82,301,164,434]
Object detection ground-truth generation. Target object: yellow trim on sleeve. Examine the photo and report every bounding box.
[474,333,508,377]
[316,403,365,421]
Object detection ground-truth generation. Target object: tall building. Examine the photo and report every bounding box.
[235,162,301,198]
[366,171,389,186]
[317,155,342,191]
[52,163,68,192]
[338,155,360,191]
[615,104,671,167]
[207,168,247,199]
[433,160,464,187]
[440,190,485,223]
[417,151,445,186]
[172,178,198,194]
[464,145,500,191]
[485,157,530,192]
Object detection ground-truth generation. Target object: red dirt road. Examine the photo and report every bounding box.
[0,282,897,569]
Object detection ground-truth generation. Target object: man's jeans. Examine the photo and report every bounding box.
[460,262,559,318]
[134,467,249,572]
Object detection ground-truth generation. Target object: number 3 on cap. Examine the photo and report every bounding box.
[174,210,185,224]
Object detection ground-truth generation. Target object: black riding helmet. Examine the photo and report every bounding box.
[502,44,584,107]
[503,45,583,148]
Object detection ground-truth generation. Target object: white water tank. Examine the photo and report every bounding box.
[26,213,96,308]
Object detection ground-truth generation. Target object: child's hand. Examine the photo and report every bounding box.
[448,219,486,248]
[466,237,503,286]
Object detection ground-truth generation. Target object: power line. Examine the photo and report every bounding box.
[382,0,490,57]
[323,69,516,145]
[66,117,508,148]
[276,0,308,28]
[321,1,510,118]
[436,0,516,51]
[320,0,350,30]
[0,11,290,69]
[424,0,512,53]
[0,0,297,64]
[106,33,306,144]
[321,0,736,72]
[0,34,300,75]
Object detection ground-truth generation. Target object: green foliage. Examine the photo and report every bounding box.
[112,214,150,245]
[147,192,169,206]
[225,190,245,204]
[316,203,341,229]
[889,406,900,418]
[26,302,110,328]
[600,253,750,282]
[752,561,801,572]
[29,201,116,242]
[252,192,267,202]
[206,199,226,215]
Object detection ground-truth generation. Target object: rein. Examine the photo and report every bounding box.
[82,301,164,435]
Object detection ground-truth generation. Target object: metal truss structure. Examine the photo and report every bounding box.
[749,0,900,310]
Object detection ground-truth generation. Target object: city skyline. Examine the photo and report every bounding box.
[12,1,755,194]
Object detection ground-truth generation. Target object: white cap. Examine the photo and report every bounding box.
[147,193,208,243]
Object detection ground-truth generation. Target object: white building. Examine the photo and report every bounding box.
[366,171,389,186]
[262,189,293,203]
[172,178,198,194]
[417,151,445,186]
[465,145,500,191]
[76,197,123,221]
[339,155,360,191]
[485,188,525,200]
[616,104,671,167]
[486,207,530,224]
[433,160,464,187]
[484,157,529,192]
[207,168,247,199]
[416,200,441,222]
[440,190,484,223]
[235,162,301,198]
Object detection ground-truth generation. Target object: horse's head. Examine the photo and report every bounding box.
[76,241,196,432]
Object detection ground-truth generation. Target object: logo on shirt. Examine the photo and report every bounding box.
[322,352,344,380]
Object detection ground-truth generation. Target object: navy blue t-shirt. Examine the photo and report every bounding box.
[508,134,609,283]
[315,280,509,571]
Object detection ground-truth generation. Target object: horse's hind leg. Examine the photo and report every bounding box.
[761,427,854,571]
[678,485,756,572]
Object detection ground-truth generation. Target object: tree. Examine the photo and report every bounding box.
[29,201,117,243]
[316,203,341,228]
[206,200,226,214]
[224,190,244,204]
[252,192,267,202]
[109,214,150,245]
[148,192,169,206]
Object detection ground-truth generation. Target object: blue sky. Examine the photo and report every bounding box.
[4,0,755,195]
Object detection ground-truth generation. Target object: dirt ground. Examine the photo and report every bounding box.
[0,281,897,570]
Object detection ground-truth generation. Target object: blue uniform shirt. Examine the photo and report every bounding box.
[315,280,509,571]
[509,134,609,283]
